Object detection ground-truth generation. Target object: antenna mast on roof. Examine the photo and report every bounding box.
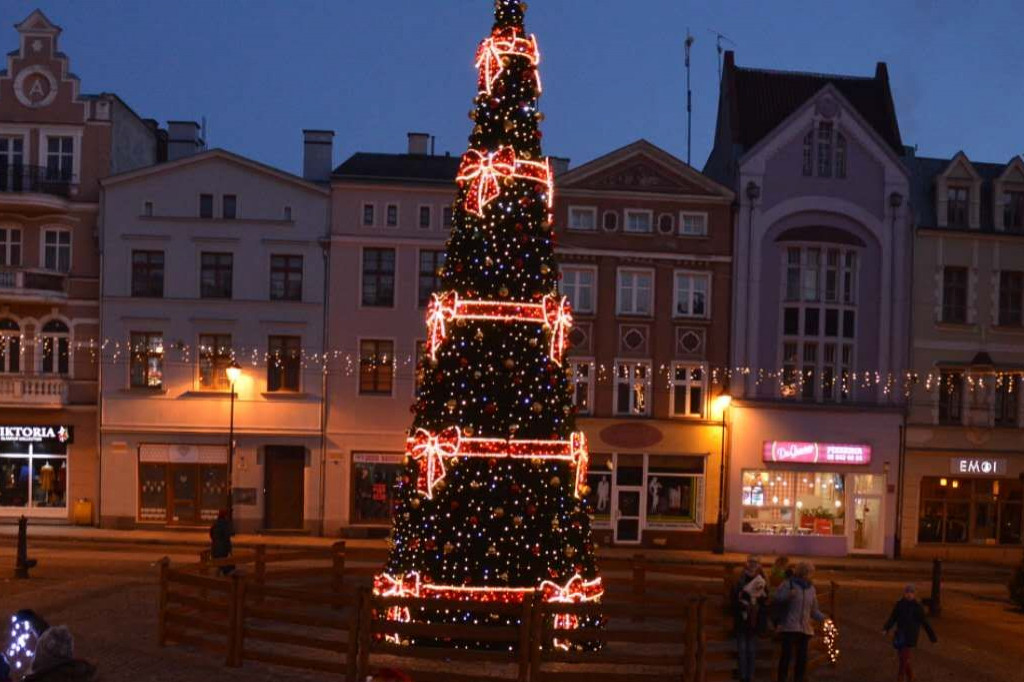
[684,29,695,166]
[707,29,735,82]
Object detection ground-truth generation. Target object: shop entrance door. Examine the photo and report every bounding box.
[852,474,885,554]
[169,464,198,525]
[264,446,305,530]
[613,454,644,544]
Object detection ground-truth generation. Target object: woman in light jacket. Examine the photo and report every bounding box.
[774,562,825,682]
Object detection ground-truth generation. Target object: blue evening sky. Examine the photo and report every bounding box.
[8,1,1023,174]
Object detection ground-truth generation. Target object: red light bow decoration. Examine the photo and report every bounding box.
[571,431,589,499]
[475,27,541,96]
[457,146,552,218]
[540,574,605,650]
[542,294,573,366]
[425,291,457,361]
[408,426,462,498]
[374,572,422,632]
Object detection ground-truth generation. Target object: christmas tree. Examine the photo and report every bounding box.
[375,0,602,647]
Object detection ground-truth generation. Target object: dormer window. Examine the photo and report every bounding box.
[803,123,845,178]
[1004,191,1024,232]
[947,187,969,228]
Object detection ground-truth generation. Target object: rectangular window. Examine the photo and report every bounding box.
[1,453,68,510]
[359,339,394,395]
[942,266,968,323]
[802,248,821,301]
[1005,191,1024,232]
[362,203,375,227]
[199,193,214,219]
[414,341,427,392]
[568,207,596,231]
[39,326,69,376]
[571,360,594,415]
[816,122,833,178]
[646,455,705,529]
[417,250,445,308]
[785,248,801,301]
[352,453,404,524]
[270,254,303,301]
[998,271,1023,326]
[741,470,846,536]
[130,332,164,388]
[673,271,710,318]
[284,206,292,221]
[0,135,25,192]
[43,229,71,273]
[0,227,22,267]
[614,361,651,416]
[560,266,596,314]
[45,136,74,181]
[386,204,398,227]
[624,210,652,233]
[938,371,963,425]
[361,248,395,307]
[222,194,237,220]
[442,206,453,229]
[198,334,232,390]
[918,477,1023,545]
[267,335,301,392]
[200,252,233,299]
[0,325,20,374]
[617,269,653,316]
[947,187,969,227]
[419,206,432,229]
[679,212,707,236]
[131,250,164,298]
[671,364,705,418]
[143,201,154,217]
[994,376,1019,427]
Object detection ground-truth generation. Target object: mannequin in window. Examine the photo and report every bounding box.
[39,461,55,504]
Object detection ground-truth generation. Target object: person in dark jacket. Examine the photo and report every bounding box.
[733,555,768,682]
[209,509,235,576]
[774,562,825,682]
[24,626,96,682]
[883,584,937,682]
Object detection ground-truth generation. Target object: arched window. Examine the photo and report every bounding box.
[802,131,814,176]
[657,213,675,234]
[40,319,70,375]
[835,133,847,179]
[602,211,619,231]
[816,122,833,178]
[0,318,20,374]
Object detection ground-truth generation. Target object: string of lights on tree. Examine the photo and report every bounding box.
[371,0,602,650]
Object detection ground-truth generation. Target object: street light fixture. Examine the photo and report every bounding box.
[713,394,732,554]
[226,361,242,520]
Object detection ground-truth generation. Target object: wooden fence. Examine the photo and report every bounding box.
[158,546,840,682]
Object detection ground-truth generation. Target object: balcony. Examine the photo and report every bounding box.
[0,376,69,407]
[0,268,67,301]
[0,165,77,198]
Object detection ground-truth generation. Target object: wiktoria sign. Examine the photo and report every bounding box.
[0,425,73,445]
[762,441,871,465]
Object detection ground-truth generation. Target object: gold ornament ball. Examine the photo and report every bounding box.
[513,515,524,526]
[444,542,454,554]
[504,358,516,369]
[550,476,561,486]
[446,399,457,411]
[531,457,543,467]
[499,286,510,297]
[551,518,560,529]
[580,485,591,497]
[493,507,505,518]
[540,264,551,274]
[529,337,539,347]
[434,480,447,492]
[463,425,475,436]
[410,498,421,509]
[564,546,576,558]
[532,402,543,413]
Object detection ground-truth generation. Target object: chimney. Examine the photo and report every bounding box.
[549,156,570,176]
[407,132,430,156]
[302,129,335,183]
[166,121,204,161]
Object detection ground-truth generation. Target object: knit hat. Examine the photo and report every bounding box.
[29,625,74,673]
[904,583,916,594]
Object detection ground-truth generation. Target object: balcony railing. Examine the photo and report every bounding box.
[0,268,67,298]
[0,376,69,406]
[0,164,77,198]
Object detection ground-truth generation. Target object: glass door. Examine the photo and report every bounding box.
[169,464,197,524]
[613,454,644,544]
[852,474,885,554]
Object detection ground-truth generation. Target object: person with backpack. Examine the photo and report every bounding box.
[774,562,825,682]
[733,555,768,682]
[883,584,937,682]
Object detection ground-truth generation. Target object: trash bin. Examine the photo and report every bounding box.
[73,498,93,526]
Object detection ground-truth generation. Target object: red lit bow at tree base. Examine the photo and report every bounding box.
[375,0,602,650]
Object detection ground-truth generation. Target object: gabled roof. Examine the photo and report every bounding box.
[725,53,902,154]
[559,139,733,198]
[15,10,61,36]
[904,153,1022,230]
[332,152,462,186]
[101,148,329,195]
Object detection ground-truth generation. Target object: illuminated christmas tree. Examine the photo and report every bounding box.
[375,0,602,647]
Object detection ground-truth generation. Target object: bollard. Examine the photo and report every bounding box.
[927,558,942,617]
[14,516,37,579]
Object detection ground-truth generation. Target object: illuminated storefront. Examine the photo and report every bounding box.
[0,425,73,518]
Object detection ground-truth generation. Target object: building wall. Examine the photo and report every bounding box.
[99,153,329,531]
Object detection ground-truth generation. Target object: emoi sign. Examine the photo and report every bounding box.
[762,441,872,465]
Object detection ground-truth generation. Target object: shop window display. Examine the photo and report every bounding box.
[583,453,612,527]
[646,455,703,528]
[918,476,1023,546]
[352,453,403,524]
[741,470,845,536]
[1,453,66,510]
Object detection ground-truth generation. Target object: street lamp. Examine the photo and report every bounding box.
[712,394,732,554]
[225,361,242,520]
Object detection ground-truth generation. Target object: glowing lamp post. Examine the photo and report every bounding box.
[225,361,242,520]
[713,394,732,554]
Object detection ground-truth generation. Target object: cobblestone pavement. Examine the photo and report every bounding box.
[1,542,1022,681]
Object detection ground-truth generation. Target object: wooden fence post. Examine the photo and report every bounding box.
[253,545,266,604]
[632,553,646,623]
[157,557,170,647]
[226,573,246,668]
[684,597,698,682]
[356,588,372,681]
[695,596,707,682]
[331,541,346,610]
[517,593,535,682]
[346,588,363,682]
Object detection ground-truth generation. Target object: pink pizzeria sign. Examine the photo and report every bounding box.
[762,441,872,465]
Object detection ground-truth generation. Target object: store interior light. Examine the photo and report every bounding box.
[939,478,948,487]
[951,480,960,489]
[835,500,843,508]
[796,500,804,509]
